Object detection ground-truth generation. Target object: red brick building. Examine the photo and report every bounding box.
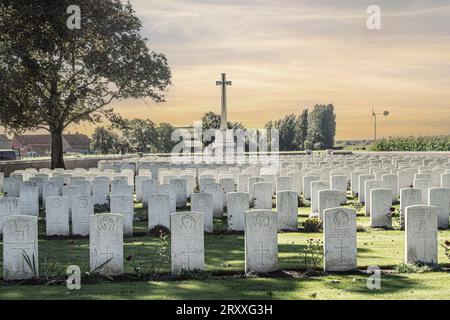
[12,134,91,157]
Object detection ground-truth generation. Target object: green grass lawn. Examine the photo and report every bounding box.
[0,202,449,300]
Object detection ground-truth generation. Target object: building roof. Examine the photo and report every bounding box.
[14,134,51,146]
[13,134,90,150]
[62,134,91,149]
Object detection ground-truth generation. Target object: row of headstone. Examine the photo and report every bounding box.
[3,203,441,280]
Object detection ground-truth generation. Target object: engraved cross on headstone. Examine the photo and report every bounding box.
[96,245,114,269]
[5,227,35,274]
[255,241,271,266]
[336,239,349,264]
[181,242,197,268]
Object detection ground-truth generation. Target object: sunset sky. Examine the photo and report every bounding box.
[70,0,450,140]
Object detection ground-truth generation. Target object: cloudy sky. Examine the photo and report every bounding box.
[74,0,450,139]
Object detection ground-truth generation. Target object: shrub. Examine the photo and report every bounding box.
[302,218,322,233]
[386,207,401,230]
[442,240,450,261]
[126,230,170,279]
[395,263,433,274]
[299,239,326,272]
[371,136,450,152]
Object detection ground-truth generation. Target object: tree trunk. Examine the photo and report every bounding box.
[50,127,65,169]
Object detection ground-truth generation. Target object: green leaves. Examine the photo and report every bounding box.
[22,250,38,280]
[371,136,450,151]
[0,0,171,164]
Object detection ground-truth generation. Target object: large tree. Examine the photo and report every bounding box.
[122,119,158,153]
[295,109,308,150]
[0,1,171,168]
[156,122,176,153]
[200,111,245,147]
[91,126,118,154]
[306,104,336,149]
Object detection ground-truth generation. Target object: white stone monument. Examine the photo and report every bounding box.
[90,213,124,276]
[405,205,438,265]
[171,211,204,274]
[3,215,39,281]
[323,208,357,272]
[244,210,278,273]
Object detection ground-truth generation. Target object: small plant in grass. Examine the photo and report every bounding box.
[442,240,450,261]
[177,269,211,280]
[297,196,305,207]
[94,203,110,213]
[22,250,38,280]
[356,225,367,232]
[299,239,326,273]
[84,257,115,281]
[148,225,170,236]
[302,218,322,233]
[349,200,363,213]
[127,230,170,279]
[395,263,433,274]
[41,258,66,286]
[386,207,401,229]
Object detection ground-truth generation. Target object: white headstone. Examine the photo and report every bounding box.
[142,179,158,208]
[370,188,392,228]
[244,210,278,273]
[276,191,298,231]
[238,174,251,192]
[330,175,347,205]
[42,181,59,207]
[311,181,330,216]
[428,187,450,229]
[180,174,195,197]
[414,178,432,204]
[191,193,214,233]
[400,188,423,229]
[170,178,187,208]
[253,182,273,210]
[323,208,357,272]
[45,196,70,236]
[226,192,249,231]
[19,186,39,217]
[441,173,450,188]
[111,180,133,197]
[92,177,109,207]
[276,176,292,193]
[170,211,204,274]
[318,189,342,221]
[303,175,319,200]
[405,205,438,265]
[248,176,264,200]
[0,197,20,234]
[203,183,224,217]
[159,183,177,214]
[90,213,123,276]
[72,196,93,236]
[364,180,384,216]
[110,194,134,237]
[148,193,171,230]
[358,174,374,204]
[3,215,39,280]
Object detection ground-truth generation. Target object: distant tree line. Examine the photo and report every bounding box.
[91,120,176,154]
[265,104,336,151]
[371,136,450,151]
[91,105,336,154]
